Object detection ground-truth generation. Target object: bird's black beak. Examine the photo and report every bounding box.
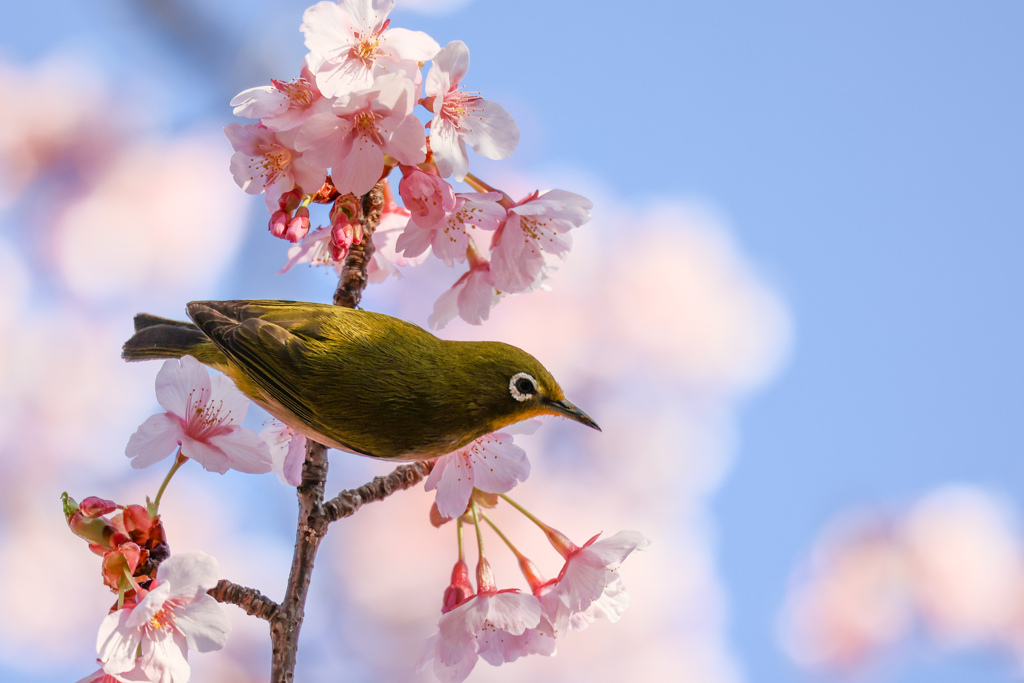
[547,398,601,432]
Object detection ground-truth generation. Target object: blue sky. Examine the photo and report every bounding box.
[3,1,1024,681]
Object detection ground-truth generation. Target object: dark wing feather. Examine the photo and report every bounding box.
[186,300,375,456]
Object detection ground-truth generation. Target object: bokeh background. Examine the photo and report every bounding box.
[1,1,1023,682]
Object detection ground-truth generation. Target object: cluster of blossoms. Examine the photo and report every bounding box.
[419,494,648,682]
[67,356,646,681]
[64,493,230,683]
[226,0,592,327]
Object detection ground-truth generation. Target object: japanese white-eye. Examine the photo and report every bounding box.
[122,300,599,460]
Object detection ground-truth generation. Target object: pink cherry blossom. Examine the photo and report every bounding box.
[426,41,519,181]
[438,589,541,657]
[417,632,478,683]
[97,552,230,683]
[300,0,440,97]
[280,226,335,273]
[428,260,502,329]
[77,664,151,682]
[260,420,307,486]
[397,190,505,266]
[230,55,330,131]
[225,123,327,212]
[489,189,592,293]
[537,530,649,635]
[424,422,537,519]
[125,356,272,475]
[398,167,456,230]
[296,73,426,196]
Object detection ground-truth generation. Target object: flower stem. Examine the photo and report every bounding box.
[499,494,550,532]
[480,512,519,556]
[470,500,485,559]
[499,494,578,558]
[464,173,495,194]
[151,451,187,515]
[456,518,465,563]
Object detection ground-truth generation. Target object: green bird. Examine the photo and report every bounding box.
[122,300,599,461]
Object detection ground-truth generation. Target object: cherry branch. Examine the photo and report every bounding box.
[208,579,278,621]
[324,461,433,524]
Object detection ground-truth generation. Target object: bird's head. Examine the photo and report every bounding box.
[454,341,601,434]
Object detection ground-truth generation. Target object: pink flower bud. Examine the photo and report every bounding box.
[277,187,304,213]
[269,210,290,238]
[79,497,117,518]
[284,207,311,242]
[442,559,474,613]
[399,167,455,227]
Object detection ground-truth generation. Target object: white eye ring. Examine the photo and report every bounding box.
[509,372,537,402]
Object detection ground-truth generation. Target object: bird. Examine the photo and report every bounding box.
[122,300,599,461]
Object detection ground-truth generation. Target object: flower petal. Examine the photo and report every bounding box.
[125,412,182,469]
[155,356,210,417]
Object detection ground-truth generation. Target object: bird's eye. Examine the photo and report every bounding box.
[509,372,537,402]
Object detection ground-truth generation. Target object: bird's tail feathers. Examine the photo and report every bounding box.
[122,314,206,362]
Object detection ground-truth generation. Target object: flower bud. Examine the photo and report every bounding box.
[442,560,473,613]
[269,210,290,238]
[285,207,311,242]
[79,496,117,518]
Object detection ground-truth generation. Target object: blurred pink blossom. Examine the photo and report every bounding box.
[260,421,307,486]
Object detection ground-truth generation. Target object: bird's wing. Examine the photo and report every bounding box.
[185,300,374,456]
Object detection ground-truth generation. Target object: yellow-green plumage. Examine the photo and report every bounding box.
[122,300,598,461]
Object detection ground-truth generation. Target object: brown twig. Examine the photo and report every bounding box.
[324,461,433,523]
[270,441,330,681]
[264,179,425,683]
[333,183,383,308]
[208,579,278,621]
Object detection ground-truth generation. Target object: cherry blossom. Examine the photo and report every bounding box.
[428,259,502,329]
[397,189,505,266]
[397,167,456,231]
[225,123,327,211]
[536,530,649,634]
[125,356,273,475]
[77,664,151,682]
[97,552,230,683]
[296,73,426,196]
[300,0,440,97]
[489,189,592,293]
[260,420,307,486]
[230,55,329,131]
[425,40,519,181]
[424,422,537,519]
[279,225,335,273]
